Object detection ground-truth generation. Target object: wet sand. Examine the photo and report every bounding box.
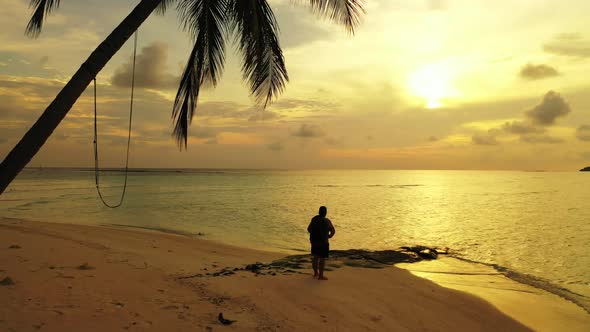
[0,217,583,331]
[398,258,590,331]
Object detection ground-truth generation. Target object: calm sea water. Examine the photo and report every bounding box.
[2,169,589,310]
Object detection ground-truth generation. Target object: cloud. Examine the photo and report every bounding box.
[267,142,284,152]
[0,53,61,80]
[427,0,447,11]
[196,102,282,121]
[520,135,563,144]
[270,98,340,113]
[324,137,340,146]
[111,42,177,89]
[39,56,49,67]
[427,136,438,142]
[525,91,571,126]
[54,133,69,141]
[470,92,571,146]
[468,93,572,147]
[543,33,590,58]
[192,126,217,139]
[472,131,499,146]
[196,102,248,119]
[501,121,544,134]
[519,63,559,80]
[248,110,281,122]
[576,125,590,141]
[204,138,218,145]
[489,55,513,63]
[0,75,63,106]
[0,72,183,157]
[555,33,582,41]
[272,2,334,48]
[292,124,325,138]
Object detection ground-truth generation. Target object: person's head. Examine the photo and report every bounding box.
[318,206,327,217]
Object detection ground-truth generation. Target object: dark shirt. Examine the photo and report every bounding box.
[307,215,334,243]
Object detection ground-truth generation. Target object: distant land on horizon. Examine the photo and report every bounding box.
[581,166,590,172]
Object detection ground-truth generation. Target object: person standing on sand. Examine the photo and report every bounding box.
[307,206,335,280]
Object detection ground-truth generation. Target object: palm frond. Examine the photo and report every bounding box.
[155,0,176,15]
[172,0,228,148]
[230,0,288,107]
[172,45,199,148]
[177,0,227,86]
[308,0,364,34]
[25,0,61,37]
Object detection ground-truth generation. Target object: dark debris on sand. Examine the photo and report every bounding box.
[218,312,236,325]
[176,246,448,280]
[1,277,15,286]
[76,263,95,270]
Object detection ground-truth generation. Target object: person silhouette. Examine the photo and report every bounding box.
[307,206,335,280]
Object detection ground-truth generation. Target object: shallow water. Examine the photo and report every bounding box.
[2,168,589,311]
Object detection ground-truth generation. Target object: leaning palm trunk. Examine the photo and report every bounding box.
[0,0,162,194]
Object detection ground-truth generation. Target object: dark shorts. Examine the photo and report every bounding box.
[311,242,329,258]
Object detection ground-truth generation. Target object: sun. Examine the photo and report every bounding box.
[408,63,457,109]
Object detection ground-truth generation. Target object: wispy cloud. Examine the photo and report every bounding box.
[292,124,325,138]
[576,125,590,141]
[191,126,217,139]
[501,121,544,134]
[267,141,284,152]
[543,33,590,58]
[520,134,563,144]
[248,110,282,122]
[270,98,340,113]
[472,131,499,146]
[427,0,447,11]
[273,1,336,48]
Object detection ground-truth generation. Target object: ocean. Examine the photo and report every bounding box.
[1,168,589,311]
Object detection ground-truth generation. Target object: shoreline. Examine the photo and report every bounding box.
[442,255,590,315]
[397,257,590,331]
[1,217,588,331]
[106,221,590,315]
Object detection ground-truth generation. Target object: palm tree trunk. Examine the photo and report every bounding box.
[0,0,163,195]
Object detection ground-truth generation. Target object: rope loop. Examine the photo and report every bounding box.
[93,30,138,208]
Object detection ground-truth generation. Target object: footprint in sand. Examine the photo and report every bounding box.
[111,301,125,309]
[32,323,45,330]
[161,305,179,310]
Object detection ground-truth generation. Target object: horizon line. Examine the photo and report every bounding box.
[21,166,583,172]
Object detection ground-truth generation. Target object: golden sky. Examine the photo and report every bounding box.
[1,0,589,170]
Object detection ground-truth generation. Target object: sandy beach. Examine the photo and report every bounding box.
[0,217,588,331]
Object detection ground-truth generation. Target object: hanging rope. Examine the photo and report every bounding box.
[93,30,138,208]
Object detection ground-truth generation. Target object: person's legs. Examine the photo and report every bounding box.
[312,256,319,277]
[318,257,328,280]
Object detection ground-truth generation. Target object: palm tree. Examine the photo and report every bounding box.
[0,0,364,194]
